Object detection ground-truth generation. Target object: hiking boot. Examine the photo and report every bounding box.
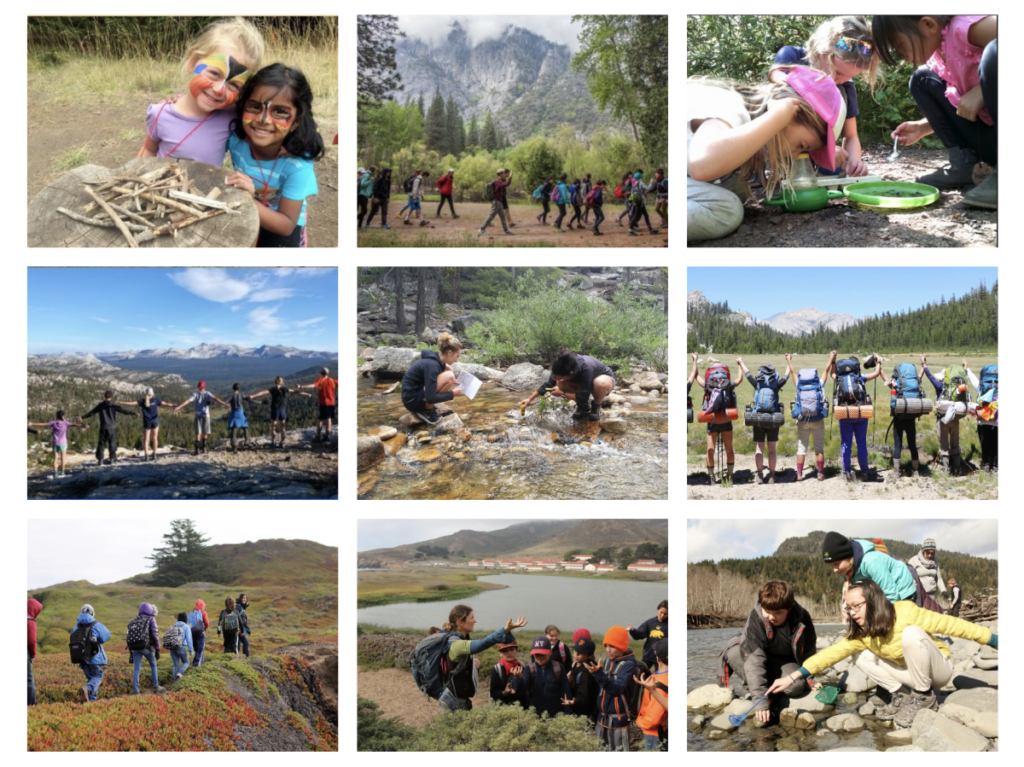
[628,229,639,236]
[504,230,515,235]
[767,475,776,485]
[567,222,575,230]
[875,689,910,721]
[587,409,601,422]
[963,170,997,209]
[509,222,516,227]
[452,214,460,219]
[894,688,937,728]
[844,471,855,483]
[382,224,391,229]
[648,228,660,234]
[478,228,486,235]
[414,409,440,426]
[403,219,412,225]
[193,445,200,456]
[154,685,167,694]
[755,470,765,485]
[79,685,89,704]
[419,220,429,227]
[817,470,826,481]
[916,147,979,189]
[572,397,592,420]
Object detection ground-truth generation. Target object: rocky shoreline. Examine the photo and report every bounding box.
[687,621,998,752]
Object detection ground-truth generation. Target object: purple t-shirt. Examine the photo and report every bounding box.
[48,420,70,447]
[146,101,233,166]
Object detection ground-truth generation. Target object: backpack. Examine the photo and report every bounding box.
[752,365,781,413]
[978,364,998,400]
[69,621,99,664]
[162,624,185,650]
[604,657,645,720]
[410,632,462,700]
[403,175,416,194]
[187,610,206,636]
[126,615,150,651]
[549,185,562,203]
[222,612,239,632]
[584,188,598,206]
[614,182,625,199]
[532,184,545,200]
[892,362,923,412]
[792,368,827,421]
[484,181,496,202]
[835,358,865,404]
[629,182,644,205]
[702,364,735,414]
[942,364,970,403]
[527,660,563,693]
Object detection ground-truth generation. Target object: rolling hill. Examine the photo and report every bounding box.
[511,519,668,557]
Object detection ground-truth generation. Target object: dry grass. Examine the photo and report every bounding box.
[52,145,89,172]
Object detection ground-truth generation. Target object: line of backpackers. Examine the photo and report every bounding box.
[688,350,998,484]
[27,595,252,705]
[408,602,668,751]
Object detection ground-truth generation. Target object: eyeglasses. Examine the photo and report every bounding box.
[833,36,873,58]
[844,601,866,613]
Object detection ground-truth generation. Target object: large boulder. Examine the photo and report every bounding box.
[968,711,998,738]
[498,363,549,391]
[884,729,914,747]
[600,418,628,434]
[825,713,865,733]
[686,684,733,710]
[371,347,421,375]
[638,371,664,391]
[941,687,998,716]
[840,667,875,693]
[357,436,384,472]
[452,362,504,381]
[451,313,484,334]
[420,326,439,343]
[359,347,376,359]
[435,414,465,434]
[707,713,737,733]
[910,709,990,752]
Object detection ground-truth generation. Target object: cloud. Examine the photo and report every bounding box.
[400,15,582,52]
[91,317,112,323]
[124,326,149,333]
[250,289,296,302]
[198,327,214,334]
[294,317,326,328]
[248,305,285,335]
[231,305,241,312]
[168,268,251,303]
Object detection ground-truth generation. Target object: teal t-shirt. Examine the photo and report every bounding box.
[228,133,318,226]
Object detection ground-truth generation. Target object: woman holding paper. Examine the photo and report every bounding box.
[400,332,464,426]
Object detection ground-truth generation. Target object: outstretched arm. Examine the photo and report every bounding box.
[116,401,138,407]
[248,390,268,400]
[173,399,190,413]
[27,422,49,428]
[213,396,230,408]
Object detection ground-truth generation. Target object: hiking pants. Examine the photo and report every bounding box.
[171,647,189,678]
[618,200,632,223]
[28,654,35,705]
[978,423,998,468]
[569,203,583,226]
[797,419,825,456]
[596,722,630,751]
[655,199,668,225]
[938,418,961,463]
[357,195,369,226]
[239,632,250,657]
[839,418,870,473]
[367,198,388,226]
[96,428,117,463]
[540,198,551,220]
[80,663,104,701]
[629,201,653,230]
[687,175,744,241]
[950,601,962,618]
[132,648,158,693]
[191,632,206,668]
[852,627,954,693]
[482,200,509,232]
[593,207,605,232]
[437,194,456,217]
[554,203,567,228]
[223,630,239,654]
[908,39,997,164]
[892,418,920,465]
[723,642,808,702]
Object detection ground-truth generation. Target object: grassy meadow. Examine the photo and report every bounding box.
[357,569,507,609]
[688,352,997,475]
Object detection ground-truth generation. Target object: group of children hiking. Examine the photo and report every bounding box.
[28,594,252,705]
[688,15,998,242]
[358,167,461,230]
[716,533,995,729]
[29,370,338,477]
[410,601,668,751]
[688,350,998,485]
[530,170,667,237]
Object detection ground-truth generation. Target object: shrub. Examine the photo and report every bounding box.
[358,697,415,751]
[412,704,602,752]
[506,136,564,197]
[454,152,498,202]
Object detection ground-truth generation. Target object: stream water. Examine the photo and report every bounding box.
[688,626,889,752]
[357,377,668,499]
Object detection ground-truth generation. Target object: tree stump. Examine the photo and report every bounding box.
[28,158,260,247]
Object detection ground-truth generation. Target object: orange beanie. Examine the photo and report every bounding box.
[603,625,630,653]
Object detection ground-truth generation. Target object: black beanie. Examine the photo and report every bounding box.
[653,638,668,664]
[822,532,854,563]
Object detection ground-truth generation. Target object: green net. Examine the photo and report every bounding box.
[814,685,839,704]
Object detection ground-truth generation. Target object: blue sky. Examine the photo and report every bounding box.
[28,268,338,354]
[686,519,998,562]
[687,267,998,320]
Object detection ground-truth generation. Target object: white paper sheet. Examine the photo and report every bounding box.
[456,371,483,400]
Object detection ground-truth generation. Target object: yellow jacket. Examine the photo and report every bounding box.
[802,601,992,675]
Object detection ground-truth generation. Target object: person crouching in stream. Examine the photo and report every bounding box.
[518,347,616,423]
[765,577,998,729]
[400,332,465,426]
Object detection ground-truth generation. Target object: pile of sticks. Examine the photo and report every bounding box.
[57,164,241,247]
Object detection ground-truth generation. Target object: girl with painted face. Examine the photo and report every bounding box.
[139,17,264,166]
[225,64,325,247]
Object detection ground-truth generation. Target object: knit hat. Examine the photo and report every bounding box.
[530,635,552,655]
[652,638,668,664]
[80,604,95,616]
[768,65,847,171]
[572,628,593,644]
[574,637,596,656]
[872,538,890,556]
[822,531,854,562]
[358,167,366,174]
[948,579,957,585]
[603,626,630,653]
[922,538,937,550]
[198,380,207,390]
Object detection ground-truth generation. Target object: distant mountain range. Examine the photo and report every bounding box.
[98,343,331,361]
[687,290,860,337]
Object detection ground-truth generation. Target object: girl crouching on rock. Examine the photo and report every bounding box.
[400,332,464,426]
[765,577,997,729]
[518,347,616,423]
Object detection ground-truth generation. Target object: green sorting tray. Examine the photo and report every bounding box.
[843,181,940,209]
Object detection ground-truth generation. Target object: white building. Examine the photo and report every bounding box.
[628,561,667,573]
[564,562,586,571]
[571,554,593,561]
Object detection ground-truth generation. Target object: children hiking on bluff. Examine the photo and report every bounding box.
[410,603,665,751]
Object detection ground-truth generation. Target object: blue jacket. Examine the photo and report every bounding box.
[171,620,195,654]
[555,182,570,205]
[592,651,636,729]
[75,614,112,666]
[568,184,580,206]
[522,658,572,718]
[359,172,375,197]
[850,539,917,602]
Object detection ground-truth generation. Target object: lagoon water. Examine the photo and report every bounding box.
[356,574,668,632]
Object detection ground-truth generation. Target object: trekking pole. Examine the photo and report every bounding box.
[829,378,836,441]
[872,376,877,443]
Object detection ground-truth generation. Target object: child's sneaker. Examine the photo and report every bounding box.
[414,410,440,426]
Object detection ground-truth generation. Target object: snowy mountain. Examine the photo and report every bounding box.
[97,344,330,361]
[762,308,859,336]
[27,353,188,390]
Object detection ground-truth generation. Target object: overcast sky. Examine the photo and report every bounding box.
[359,519,560,551]
[687,519,998,563]
[399,15,581,52]
[28,519,337,590]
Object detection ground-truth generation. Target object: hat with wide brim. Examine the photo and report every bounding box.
[769,66,847,172]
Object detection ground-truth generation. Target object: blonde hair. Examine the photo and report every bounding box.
[181,17,265,77]
[690,65,829,201]
[805,16,880,93]
[437,332,463,355]
[274,376,284,386]
[144,387,154,409]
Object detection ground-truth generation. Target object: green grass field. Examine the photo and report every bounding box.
[688,352,997,474]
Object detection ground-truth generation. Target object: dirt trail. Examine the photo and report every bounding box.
[358,667,491,727]
[358,201,669,247]
[688,453,997,500]
[690,145,996,248]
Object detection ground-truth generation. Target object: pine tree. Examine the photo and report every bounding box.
[466,115,480,147]
[146,519,234,588]
[482,111,498,152]
[445,95,461,156]
[416,93,425,117]
[424,87,447,152]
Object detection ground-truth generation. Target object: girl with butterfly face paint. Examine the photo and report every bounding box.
[138,18,264,167]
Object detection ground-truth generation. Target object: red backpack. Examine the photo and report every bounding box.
[584,188,598,206]
[614,183,624,199]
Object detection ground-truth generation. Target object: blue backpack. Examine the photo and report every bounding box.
[532,184,545,200]
[792,368,827,422]
[752,365,781,413]
[187,610,205,636]
[410,632,462,700]
[978,364,998,400]
[891,362,923,411]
